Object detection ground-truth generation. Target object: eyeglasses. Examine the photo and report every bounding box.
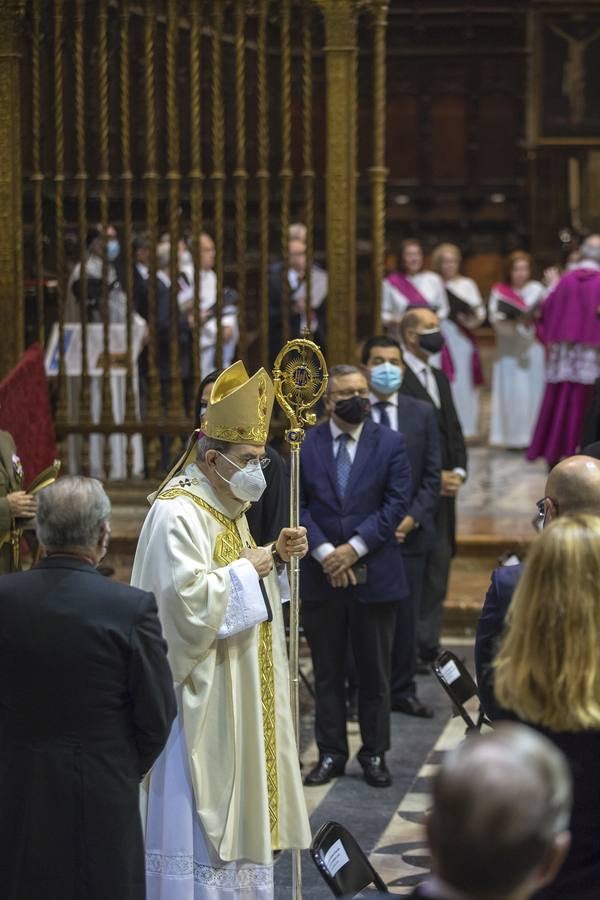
[535,496,559,519]
[220,452,271,470]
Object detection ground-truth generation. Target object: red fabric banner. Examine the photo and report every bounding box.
[0,344,57,488]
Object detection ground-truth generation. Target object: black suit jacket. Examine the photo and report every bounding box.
[379,393,441,554]
[474,563,522,720]
[399,365,467,472]
[0,557,176,898]
[245,444,290,547]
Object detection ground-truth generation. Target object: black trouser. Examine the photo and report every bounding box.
[391,551,425,702]
[418,498,454,660]
[302,593,397,766]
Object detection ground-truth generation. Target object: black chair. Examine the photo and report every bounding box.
[431,649,491,734]
[310,821,389,897]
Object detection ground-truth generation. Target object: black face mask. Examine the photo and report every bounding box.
[334,395,371,425]
[417,329,445,355]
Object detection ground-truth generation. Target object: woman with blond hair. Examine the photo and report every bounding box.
[489,251,546,448]
[494,514,600,898]
[432,243,485,439]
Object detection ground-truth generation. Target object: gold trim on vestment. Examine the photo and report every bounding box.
[157,486,279,845]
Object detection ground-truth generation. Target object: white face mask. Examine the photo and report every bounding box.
[214,452,267,502]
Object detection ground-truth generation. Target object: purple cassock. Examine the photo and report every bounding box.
[528,265,600,465]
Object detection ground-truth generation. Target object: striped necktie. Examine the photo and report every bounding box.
[336,433,352,497]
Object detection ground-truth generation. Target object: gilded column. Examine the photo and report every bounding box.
[0,1,25,378]
[369,0,388,336]
[319,0,358,365]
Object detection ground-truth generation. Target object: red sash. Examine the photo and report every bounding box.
[491,282,529,312]
[386,272,429,307]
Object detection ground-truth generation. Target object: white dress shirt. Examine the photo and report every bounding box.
[403,351,467,481]
[369,390,399,431]
[311,419,369,564]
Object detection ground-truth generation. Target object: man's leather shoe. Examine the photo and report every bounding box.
[361,755,392,787]
[304,755,345,786]
[392,696,434,718]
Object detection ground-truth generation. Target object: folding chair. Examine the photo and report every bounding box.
[310,821,389,897]
[431,649,491,734]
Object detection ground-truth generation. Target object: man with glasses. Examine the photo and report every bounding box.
[475,454,600,720]
[131,361,311,899]
[299,364,412,787]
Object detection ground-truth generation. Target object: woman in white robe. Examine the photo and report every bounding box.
[432,243,485,439]
[488,251,546,449]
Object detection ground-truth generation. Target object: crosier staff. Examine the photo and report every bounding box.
[273,336,327,900]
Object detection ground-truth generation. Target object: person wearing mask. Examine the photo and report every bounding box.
[382,239,449,342]
[410,724,571,900]
[488,251,545,449]
[0,476,176,898]
[195,369,289,547]
[268,223,328,364]
[475,453,600,721]
[528,234,600,466]
[131,361,311,898]
[431,243,485,440]
[299,365,412,787]
[178,231,239,375]
[361,335,441,718]
[494,514,600,898]
[399,307,467,666]
[65,223,146,479]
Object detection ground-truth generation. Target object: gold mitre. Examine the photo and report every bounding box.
[202,360,275,446]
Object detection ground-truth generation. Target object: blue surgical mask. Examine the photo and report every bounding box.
[370,361,402,396]
[106,239,120,262]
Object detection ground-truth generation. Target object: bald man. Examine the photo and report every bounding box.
[475,454,600,719]
[410,723,571,900]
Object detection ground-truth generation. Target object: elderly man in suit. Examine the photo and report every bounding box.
[475,454,600,720]
[399,306,467,666]
[409,724,571,900]
[0,476,176,900]
[361,335,441,718]
[300,364,412,788]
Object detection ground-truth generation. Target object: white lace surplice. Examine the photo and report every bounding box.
[145,690,274,900]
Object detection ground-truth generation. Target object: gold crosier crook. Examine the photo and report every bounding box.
[272,336,327,900]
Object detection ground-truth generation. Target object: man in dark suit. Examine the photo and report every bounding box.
[475,454,600,720]
[300,365,412,788]
[408,724,571,900]
[0,476,176,900]
[361,335,441,718]
[399,307,467,664]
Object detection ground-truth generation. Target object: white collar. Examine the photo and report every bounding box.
[136,262,149,279]
[403,349,429,374]
[329,418,364,442]
[369,390,398,407]
[157,270,170,288]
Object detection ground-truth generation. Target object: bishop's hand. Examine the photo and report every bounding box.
[240,547,273,578]
[276,526,308,563]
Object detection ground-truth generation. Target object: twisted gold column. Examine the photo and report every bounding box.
[31,0,44,348]
[369,0,388,336]
[302,0,314,309]
[189,0,203,396]
[234,0,248,358]
[257,0,270,367]
[0,0,24,378]
[120,0,136,476]
[74,0,90,471]
[211,1,225,370]
[166,0,184,423]
[53,0,67,423]
[98,0,112,475]
[143,0,161,476]
[279,0,292,346]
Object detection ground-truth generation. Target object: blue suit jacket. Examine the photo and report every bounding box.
[390,394,441,555]
[299,418,412,604]
[475,563,523,719]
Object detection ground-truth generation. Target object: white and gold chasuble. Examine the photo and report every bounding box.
[131,464,310,868]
